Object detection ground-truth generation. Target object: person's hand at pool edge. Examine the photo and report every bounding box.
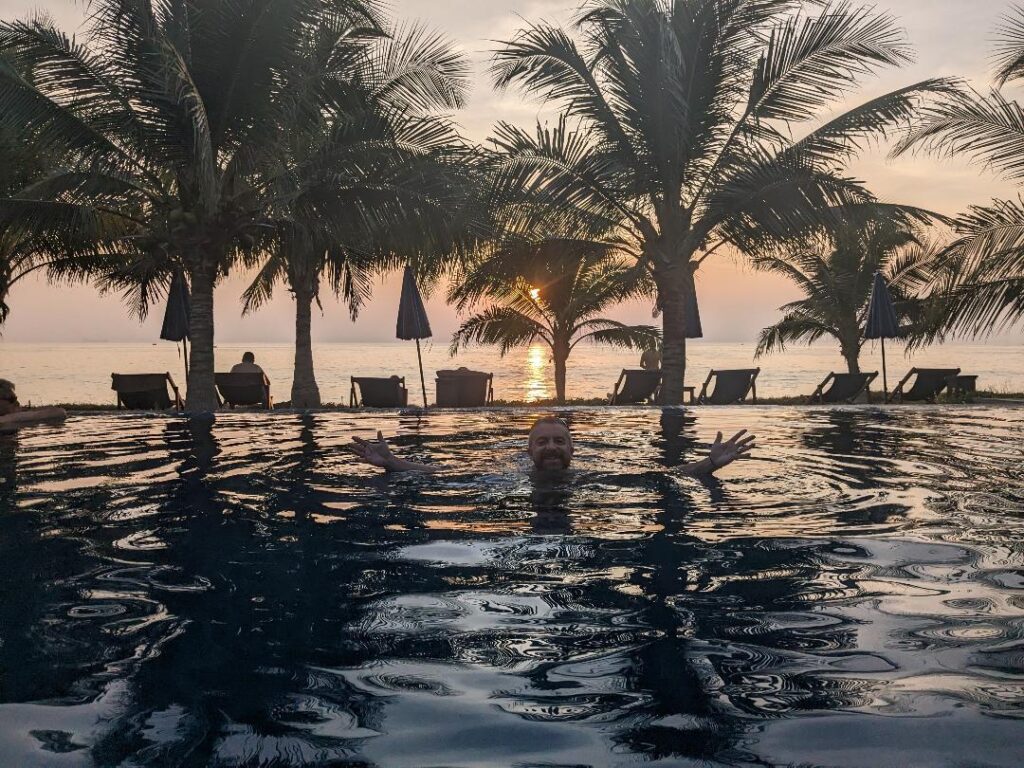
[350,431,441,473]
[677,429,756,476]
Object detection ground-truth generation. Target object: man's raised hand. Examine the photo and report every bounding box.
[350,430,397,470]
[709,429,756,470]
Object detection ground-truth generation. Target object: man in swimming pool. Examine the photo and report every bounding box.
[0,379,66,431]
[350,416,755,476]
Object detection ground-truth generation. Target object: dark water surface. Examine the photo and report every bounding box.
[1,407,1022,767]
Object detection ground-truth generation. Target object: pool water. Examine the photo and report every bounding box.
[0,407,1022,767]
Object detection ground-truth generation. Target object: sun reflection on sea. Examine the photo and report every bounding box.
[524,344,551,402]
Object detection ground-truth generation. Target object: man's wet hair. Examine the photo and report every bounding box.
[528,416,571,443]
[0,379,18,406]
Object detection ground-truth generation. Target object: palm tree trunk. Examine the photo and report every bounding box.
[843,347,861,375]
[841,336,862,375]
[185,262,219,413]
[291,282,321,409]
[655,263,695,404]
[553,340,569,404]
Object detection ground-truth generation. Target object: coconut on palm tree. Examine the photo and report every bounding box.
[895,4,1024,338]
[450,234,659,404]
[755,207,941,374]
[488,0,954,402]
[0,0,383,411]
[242,24,471,408]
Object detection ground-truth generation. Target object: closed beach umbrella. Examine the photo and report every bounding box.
[864,271,900,399]
[396,266,432,408]
[659,282,700,335]
[160,269,191,381]
[686,292,703,339]
[660,267,703,338]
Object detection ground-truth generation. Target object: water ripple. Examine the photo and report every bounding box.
[0,407,1022,766]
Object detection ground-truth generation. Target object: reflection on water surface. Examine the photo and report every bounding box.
[0,407,1022,767]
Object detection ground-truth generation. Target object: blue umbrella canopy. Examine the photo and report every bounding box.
[160,270,191,342]
[396,266,431,340]
[160,270,191,385]
[864,271,900,400]
[396,266,431,407]
[864,271,899,340]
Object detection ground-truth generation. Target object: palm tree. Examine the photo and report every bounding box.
[0,111,51,327]
[895,5,1024,337]
[450,235,660,403]
[755,207,940,374]
[242,24,471,408]
[488,0,952,402]
[0,40,135,328]
[0,0,382,411]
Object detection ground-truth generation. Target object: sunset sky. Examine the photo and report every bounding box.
[2,0,1023,344]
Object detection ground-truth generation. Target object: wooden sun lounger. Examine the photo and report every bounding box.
[887,368,961,403]
[697,368,760,405]
[111,372,183,410]
[435,368,494,407]
[350,376,409,408]
[215,372,272,409]
[609,369,662,405]
[808,372,878,404]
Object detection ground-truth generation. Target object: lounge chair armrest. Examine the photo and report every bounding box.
[888,368,916,403]
[697,370,715,403]
[609,370,627,404]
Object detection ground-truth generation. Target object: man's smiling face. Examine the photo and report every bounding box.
[527,419,574,471]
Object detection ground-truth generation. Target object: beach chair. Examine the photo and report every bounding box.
[697,368,760,405]
[946,374,979,401]
[111,372,183,410]
[435,368,494,407]
[609,369,662,405]
[808,372,878,404]
[887,368,960,403]
[350,376,408,408]
[215,372,272,409]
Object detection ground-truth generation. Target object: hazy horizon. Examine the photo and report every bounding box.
[1,0,1023,346]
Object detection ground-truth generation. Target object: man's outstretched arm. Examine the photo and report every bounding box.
[676,429,755,476]
[350,431,441,473]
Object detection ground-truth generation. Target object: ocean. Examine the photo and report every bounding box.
[1,340,1021,405]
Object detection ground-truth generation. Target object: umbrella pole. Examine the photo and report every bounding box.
[881,338,888,402]
[416,338,427,408]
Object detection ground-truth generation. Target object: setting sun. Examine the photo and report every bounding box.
[529,288,540,301]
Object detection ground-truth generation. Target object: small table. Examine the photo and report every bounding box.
[683,386,696,403]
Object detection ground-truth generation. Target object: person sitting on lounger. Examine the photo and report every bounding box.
[0,379,66,430]
[230,351,264,374]
[350,416,754,477]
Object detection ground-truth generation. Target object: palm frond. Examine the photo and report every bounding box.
[788,78,958,167]
[894,87,1024,182]
[449,305,549,356]
[756,310,836,356]
[572,320,660,351]
[242,251,286,314]
[366,22,469,113]
[747,2,912,123]
[994,5,1024,87]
